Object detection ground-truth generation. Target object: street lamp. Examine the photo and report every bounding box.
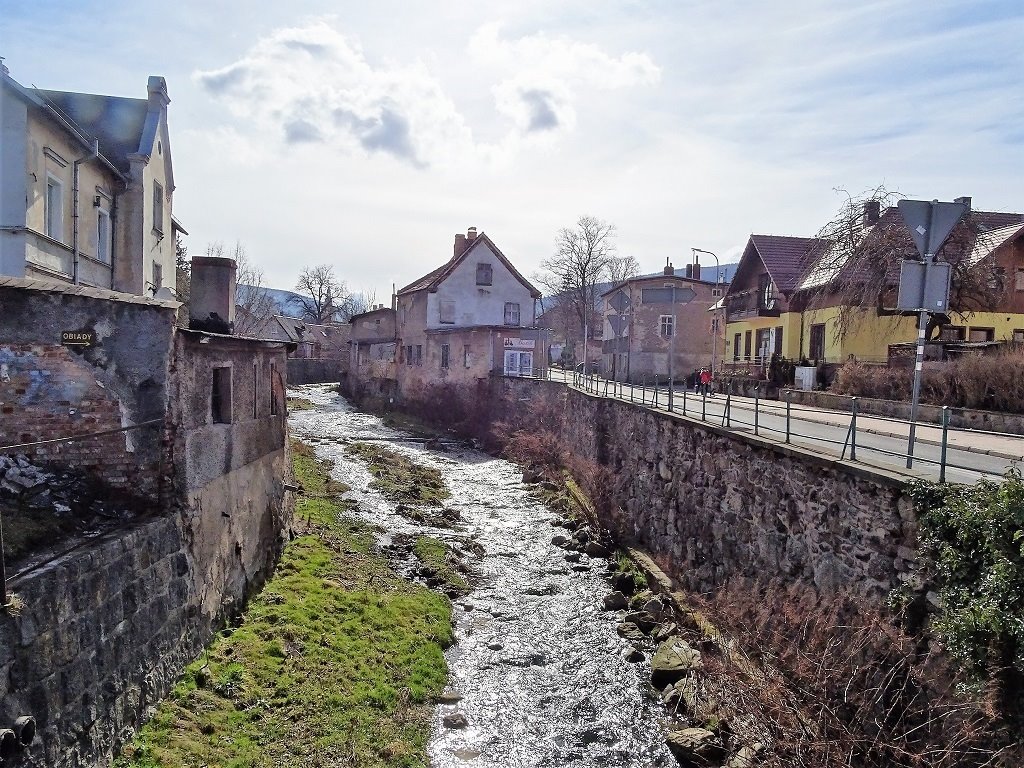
[692,248,722,376]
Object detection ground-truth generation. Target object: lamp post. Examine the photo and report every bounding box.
[692,248,722,376]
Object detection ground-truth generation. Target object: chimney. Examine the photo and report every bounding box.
[664,257,674,276]
[453,233,468,260]
[466,226,478,240]
[862,200,881,227]
[684,264,693,279]
[189,256,237,334]
[954,196,972,210]
[692,263,701,281]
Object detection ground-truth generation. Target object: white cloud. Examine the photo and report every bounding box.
[193,19,474,167]
[191,17,661,167]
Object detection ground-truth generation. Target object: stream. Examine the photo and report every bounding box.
[289,384,675,768]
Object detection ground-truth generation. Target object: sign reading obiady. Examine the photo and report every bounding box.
[61,331,95,347]
[503,338,535,350]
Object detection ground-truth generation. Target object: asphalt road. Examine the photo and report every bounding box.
[547,370,1024,484]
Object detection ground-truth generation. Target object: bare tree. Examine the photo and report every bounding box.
[295,265,349,324]
[536,216,617,351]
[608,254,640,286]
[340,288,380,319]
[803,187,1007,342]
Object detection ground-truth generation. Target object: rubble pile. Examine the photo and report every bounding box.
[0,453,138,560]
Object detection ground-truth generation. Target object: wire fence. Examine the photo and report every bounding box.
[535,368,1019,485]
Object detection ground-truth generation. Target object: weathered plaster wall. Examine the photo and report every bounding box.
[0,285,176,501]
[0,328,292,768]
[499,378,919,600]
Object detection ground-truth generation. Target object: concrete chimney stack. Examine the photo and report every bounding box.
[664,257,674,277]
[453,233,468,261]
[189,256,237,334]
[466,226,478,240]
[954,196,972,209]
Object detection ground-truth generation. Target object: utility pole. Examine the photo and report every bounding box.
[692,248,721,375]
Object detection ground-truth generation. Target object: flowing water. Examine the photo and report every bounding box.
[289,385,674,768]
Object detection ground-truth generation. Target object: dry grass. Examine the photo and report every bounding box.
[831,346,1024,413]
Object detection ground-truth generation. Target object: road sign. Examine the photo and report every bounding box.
[896,259,952,311]
[897,199,969,257]
[608,315,629,335]
[608,289,631,313]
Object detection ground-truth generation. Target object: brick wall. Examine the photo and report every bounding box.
[0,285,176,503]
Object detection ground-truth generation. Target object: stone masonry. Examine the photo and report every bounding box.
[499,378,919,600]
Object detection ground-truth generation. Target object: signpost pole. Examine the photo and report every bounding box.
[906,305,929,468]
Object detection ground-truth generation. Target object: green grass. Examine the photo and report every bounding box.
[413,537,469,596]
[115,440,453,768]
[345,443,450,506]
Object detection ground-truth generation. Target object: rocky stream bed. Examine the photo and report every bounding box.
[289,385,763,768]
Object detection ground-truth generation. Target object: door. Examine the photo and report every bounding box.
[504,350,518,376]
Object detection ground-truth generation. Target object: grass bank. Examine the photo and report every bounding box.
[116,440,453,768]
[346,442,449,506]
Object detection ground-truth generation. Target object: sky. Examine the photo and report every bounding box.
[3,0,1022,301]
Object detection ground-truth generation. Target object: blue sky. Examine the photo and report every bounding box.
[3,0,1022,299]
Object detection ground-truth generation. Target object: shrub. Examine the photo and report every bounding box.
[830,346,1024,414]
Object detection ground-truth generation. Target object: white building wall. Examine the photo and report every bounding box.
[425,241,534,329]
[0,85,28,277]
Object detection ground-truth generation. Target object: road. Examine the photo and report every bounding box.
[546,370,1024,484]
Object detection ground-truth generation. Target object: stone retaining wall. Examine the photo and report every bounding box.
[0,450,290,767]
[498,378,921,600]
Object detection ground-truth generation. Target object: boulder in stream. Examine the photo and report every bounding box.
[603,591,629,610]
[623,610,659,634]
[443,712,470,729]
[551,533,571,547]
[616,622,646,643]
[612,571,637,596]
[651,637,703,688]
[665,727,725,767]
[585,541,611,558]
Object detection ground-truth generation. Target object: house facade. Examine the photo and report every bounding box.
[0,62,179,297]
[724,200,1024,371]
[348,306,398,398]
[394,227,544,398]
[601,262,727,382]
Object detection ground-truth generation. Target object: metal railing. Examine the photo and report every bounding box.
[543,368,1019,484]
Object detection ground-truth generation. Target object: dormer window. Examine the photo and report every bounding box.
[153,181,164,234]
[476,263,492,286]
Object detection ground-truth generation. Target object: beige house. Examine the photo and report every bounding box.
[394,227,544,398]
[0,62,180,296]
[602,261,728,382]
[347,306,398,399]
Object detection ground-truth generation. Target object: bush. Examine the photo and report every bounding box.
[830,346,1024,414]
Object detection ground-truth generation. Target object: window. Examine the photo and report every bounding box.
[758,273,774,309]
[744,330,753,360]
[733,333,741,361]
[463,345,472,368]
[1016,269,1024,291]
[642,287,674,304]
[252,363,258,419]
[1014,330,1024,343]
[809,323,825,361]
[504,302,520,326]
[414,344,423,365]
[476,262,492,285]
[940,326,966,341]
[96,209,111,262]
[45,175,63,241]
[712,288,723,298]
[441,344,450,369]
[968,327,994,342]
[270,363,278,415]
[755,328,771,360]
[659,315,674,338]
[774,326,784,356]
[152,261,163,294]
[153,181,164,234]
[211,366,232,424]
[440,300,455,324]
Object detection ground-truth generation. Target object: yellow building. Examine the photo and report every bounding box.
[725,205,1024,369]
